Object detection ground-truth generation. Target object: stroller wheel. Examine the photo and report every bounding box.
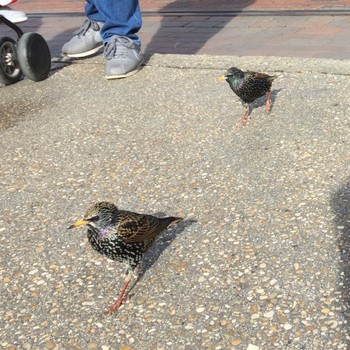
[17,32,51,82]
[0,36,22,85]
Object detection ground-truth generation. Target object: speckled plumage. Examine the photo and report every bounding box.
[220,66,276,125]
[68,201,182,314]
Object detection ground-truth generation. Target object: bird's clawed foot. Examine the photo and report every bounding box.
[238,116,249,126]
[103,276,132,316]
[237,106,250,126]
[103,296,129,316]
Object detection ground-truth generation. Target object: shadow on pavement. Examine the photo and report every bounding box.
[144,0,256,55]
[126,218,197,296]
[142,218,197,275]
[46,28,75,58]
[0,15,41,40]
[331,182,350,323]
[249,87,282,111]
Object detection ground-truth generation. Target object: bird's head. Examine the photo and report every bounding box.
[218,66,244,82]
[68,201,119,230]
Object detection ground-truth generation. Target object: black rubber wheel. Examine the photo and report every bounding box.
[0,36,22,85]
[17,32,51,82]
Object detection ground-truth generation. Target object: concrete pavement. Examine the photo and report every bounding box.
[1,52,350,349]
[1,1,350,350]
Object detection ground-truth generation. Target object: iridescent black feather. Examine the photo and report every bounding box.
[221,66,276,125]
[68,201,183,314]
[81,202,182,271]
[224,67,275,104]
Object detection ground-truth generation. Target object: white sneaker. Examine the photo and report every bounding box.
[0,6,27,23]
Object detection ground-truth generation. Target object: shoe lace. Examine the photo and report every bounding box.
[105,36,134,60]
[73,19,100,37]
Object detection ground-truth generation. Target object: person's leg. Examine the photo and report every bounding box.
[92,0,142,44]
[84,0,102,21]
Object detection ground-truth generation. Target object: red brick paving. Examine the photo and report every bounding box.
[9,0,350,13]
[1,0,350,59]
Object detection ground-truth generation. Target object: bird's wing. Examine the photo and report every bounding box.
[247,71,276,82]
[117,212,164,243]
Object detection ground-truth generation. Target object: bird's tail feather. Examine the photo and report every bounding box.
[161,216,183,227]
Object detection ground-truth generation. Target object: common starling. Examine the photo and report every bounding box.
[219,67,276,125]
[68,201,182,315]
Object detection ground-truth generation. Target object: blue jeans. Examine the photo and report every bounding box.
[85,0,142,44]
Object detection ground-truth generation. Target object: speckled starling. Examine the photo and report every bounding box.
[68,201,182,315]
[219,67,276,125]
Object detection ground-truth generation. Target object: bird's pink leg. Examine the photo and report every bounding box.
[265,90,272,113]
[104,276,131,316]
[239,105,250,126]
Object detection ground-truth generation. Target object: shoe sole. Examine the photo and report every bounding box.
[105,63,143,80]
[63,44,103,58]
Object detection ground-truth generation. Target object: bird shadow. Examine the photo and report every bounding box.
[269,88,282,111]
[250,88,282,112]
[126,217,197,295]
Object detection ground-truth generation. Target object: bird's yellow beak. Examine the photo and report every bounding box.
[67,219,89,229]
[218,76,226,81]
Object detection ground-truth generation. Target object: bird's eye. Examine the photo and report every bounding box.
[89,216,99,222]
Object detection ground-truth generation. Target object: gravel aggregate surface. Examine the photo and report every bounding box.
[1,54,350,349]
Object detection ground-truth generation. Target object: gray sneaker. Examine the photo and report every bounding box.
[62,19,104,58]
[104,35,143,79]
